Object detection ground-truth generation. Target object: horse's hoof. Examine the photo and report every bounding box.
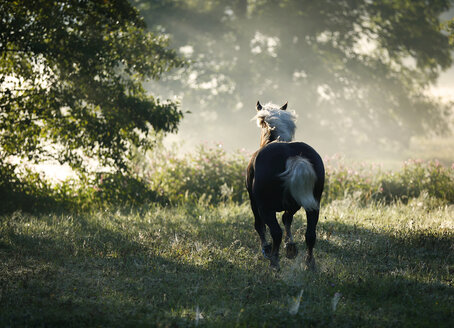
[262,244,272,259]
[285,242,298,259]
[305,255,316,271]
[270,258,280,271]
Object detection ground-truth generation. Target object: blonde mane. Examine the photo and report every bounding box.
[254,102,297,142]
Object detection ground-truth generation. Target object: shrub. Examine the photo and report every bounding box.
[323,156,454,205]
[0,162,61,213]
[322,155,382,205]
[2,146,453,213]
[90,172,168,208]
[137,143,249,205]
[378,159,454,204]
[0,162,166,214]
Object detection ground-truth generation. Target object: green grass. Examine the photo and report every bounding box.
[1,197,453,327]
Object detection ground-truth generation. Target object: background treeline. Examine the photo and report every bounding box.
[1,144,453,214]
[135,0,454,153]
[2,0,454,214]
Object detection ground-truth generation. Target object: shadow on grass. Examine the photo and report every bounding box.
[305,220,454,327]
[0,210,453,327]
[0,212,282,327]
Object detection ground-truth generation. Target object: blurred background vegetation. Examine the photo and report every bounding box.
[1,143,453,213]
[1,0,454,213]
[135,0,454,154]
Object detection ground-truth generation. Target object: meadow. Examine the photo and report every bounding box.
[0,146,453,327]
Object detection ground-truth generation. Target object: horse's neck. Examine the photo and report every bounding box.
[260,128,275,147]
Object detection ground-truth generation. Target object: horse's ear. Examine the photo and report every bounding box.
[256,101,262,111]
[280,102,288,110]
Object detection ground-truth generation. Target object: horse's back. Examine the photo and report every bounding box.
[255,142,324,175]
[252,142,324,211]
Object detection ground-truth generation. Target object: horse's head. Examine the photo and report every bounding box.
[254,101,297,146]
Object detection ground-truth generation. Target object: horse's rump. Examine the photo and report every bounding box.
[279,156,318,211]
[251,142,324,212]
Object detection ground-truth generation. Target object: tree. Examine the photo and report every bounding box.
[135,0,453,154]
[0,0,184,172]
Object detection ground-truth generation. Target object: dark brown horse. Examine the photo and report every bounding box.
[246,101,325,269]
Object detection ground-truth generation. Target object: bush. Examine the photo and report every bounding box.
[379,159,454,204]
[323,156,454,205]
[138,147,454,206]
[90,172,168,208]
[2,146,453,214]
[0,162,166,214]
[0,162,61,213]
[322,155,382,205]
[136,143,249,205]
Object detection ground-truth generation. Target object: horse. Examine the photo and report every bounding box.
[246,101,325,269]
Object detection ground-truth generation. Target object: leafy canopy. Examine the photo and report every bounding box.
[136,0,453,152]
[0,0,184,171]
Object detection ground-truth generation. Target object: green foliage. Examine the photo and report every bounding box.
[324,156,454,205]
[443,17,454,46]
[1,144,453,214]
[0,162,59,213]
[1,0,184,171]
[90,172,168,208]
[136,0,453,150]
[140,147,454,206]
[323,156,382,205]
[135,143,249,205]
[379,159,454,204]
[0,162,167,214]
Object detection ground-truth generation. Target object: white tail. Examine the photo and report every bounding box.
[279,156,318,211]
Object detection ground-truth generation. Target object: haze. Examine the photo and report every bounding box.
[135,1,454,161]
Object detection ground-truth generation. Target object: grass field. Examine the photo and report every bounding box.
[1,196,453,327]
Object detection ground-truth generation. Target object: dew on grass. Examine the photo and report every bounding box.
[195,305,203,326]
[332,292,342,312]
[289,288,304,315]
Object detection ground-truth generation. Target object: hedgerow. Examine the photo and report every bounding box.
[1,144,453,214]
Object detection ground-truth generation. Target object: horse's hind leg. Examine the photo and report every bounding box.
[250,199,271,258]
[305,209,319,269]
[261,210,282,269]
[255,215,271,259]
[282,211,298,259]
